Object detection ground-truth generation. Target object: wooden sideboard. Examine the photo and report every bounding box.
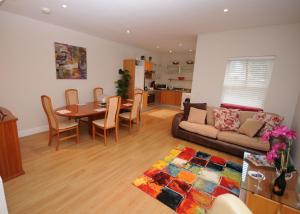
[0,107,24,182]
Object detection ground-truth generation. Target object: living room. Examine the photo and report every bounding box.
[0,0,300,214]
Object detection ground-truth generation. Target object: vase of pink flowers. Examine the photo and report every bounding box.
[262,126,297,196]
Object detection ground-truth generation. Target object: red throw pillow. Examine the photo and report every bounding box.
[253,112,284,136]
[213,108,240,131]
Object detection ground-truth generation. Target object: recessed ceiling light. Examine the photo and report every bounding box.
[178,43,183,47]
[188,49,193,52]
[41,7,51,14]
[125,29,131,34]
[156,45,160,49]
[169,50,173,54]
[223,8,229,13]
[62,4,67,8]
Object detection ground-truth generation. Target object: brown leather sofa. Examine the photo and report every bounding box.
[172,110,270,158]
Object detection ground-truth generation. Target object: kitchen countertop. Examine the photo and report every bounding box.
[146,88,191,93]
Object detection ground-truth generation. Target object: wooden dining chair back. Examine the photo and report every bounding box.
[41,95,79,151]
[65,89,79,105]
[134,88,144,122]
[119,92,142,130]
[131,92,143,120]
[41,95,59,130]
[93,87,103,102]
[105,96,121,128]
[134,88,144,94]
[92,96,121,145]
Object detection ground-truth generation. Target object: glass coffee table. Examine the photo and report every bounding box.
[240,152,300,210]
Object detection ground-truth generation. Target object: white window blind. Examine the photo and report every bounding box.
[221,57,274,108]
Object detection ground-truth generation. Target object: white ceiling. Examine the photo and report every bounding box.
[1,0,300,53]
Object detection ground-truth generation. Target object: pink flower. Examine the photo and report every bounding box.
[272,142,286,151]
[286,130,297,140]
[261,131,272,141]
[266,149,278,164]
[272,126,289,137]
[261,125,297,141]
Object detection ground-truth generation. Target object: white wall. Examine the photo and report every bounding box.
[0,11,159,136]
[191,23,300,126]
[156,53,195,89]
[292,92,300,170]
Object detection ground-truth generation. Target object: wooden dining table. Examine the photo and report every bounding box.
[55,101,133,134]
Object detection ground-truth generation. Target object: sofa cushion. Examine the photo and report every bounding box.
[217,131,270,151]
[239,118,265,137]
[183,102,207,121]
[206,106,218,126]
[239,111,256,125]
[214,108,240,131]
[179,121,219,139]
[253,112,284,136]
[188,107,207,124]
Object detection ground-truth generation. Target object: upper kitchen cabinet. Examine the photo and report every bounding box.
[144,60,153,72]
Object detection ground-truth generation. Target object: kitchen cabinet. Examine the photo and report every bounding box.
[160,90,182,106]
[144,60,153,71]
[123,59,154,99]
[143,91,148,109]
[123,59,136,99]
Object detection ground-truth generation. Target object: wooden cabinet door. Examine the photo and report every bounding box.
[144,61,153,71]
[160,91,182,106]
[155,91,161,104]
[142,91,148,108]
[281,205,300,214]
[148,62,153,71]
[160,91,167,104]
[246,192,280,214]
[123,59,136,99]
[164,91,174,105]
[174,91,182,106]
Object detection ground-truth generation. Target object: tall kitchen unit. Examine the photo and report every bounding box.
[123,59,153,108]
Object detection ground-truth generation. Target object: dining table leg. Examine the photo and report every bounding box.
[88,116,94,135]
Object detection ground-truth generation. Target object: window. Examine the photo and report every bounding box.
[221,57,274,108]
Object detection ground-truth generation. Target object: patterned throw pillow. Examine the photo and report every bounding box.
[253,112,284,136]
[213,108,240,131]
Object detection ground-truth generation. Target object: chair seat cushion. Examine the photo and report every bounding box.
[119,112,135,120]
[217,131,270,151]
[59,121,78,130]
[93,119,115,128]
[80,117,89,122]
[179,121,219,139]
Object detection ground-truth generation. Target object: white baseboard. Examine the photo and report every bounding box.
[18,125,48,138]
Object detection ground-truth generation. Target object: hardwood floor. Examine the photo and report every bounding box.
[4,107,241,214]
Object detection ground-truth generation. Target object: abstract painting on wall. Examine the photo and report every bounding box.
[55,42,87,79]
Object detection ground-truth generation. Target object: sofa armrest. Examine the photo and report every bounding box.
[172,113,184,137]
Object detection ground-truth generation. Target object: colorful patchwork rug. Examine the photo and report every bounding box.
[133,146,243,214]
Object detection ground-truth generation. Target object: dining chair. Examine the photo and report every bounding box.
[92,96,121,145]
[65,88,89,124]
[93,87,103,102]
[119,92,143,131]
[65,89,79,105]
[134,88,144,122]
[41,95,79,151]
[134,88,144,94]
